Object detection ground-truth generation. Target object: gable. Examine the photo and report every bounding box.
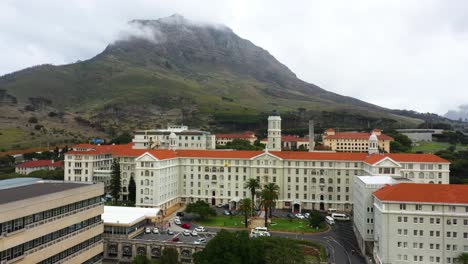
[251,152,283,162]
[135,152,159,162]
[374,157,401,167]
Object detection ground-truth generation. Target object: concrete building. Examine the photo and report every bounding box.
[215,131,257,146]
[373,183,468,264]
[323,128,393,153]
[0,178,104,264]
[396,129,444,142]
[15,160,63,175]
[132,125,215,150]
[260,135,310,151]
[353,176,411,256]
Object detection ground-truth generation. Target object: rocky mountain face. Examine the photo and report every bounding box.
[0,14,423,150]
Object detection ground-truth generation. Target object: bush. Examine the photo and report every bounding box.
[28,117,38,123]
[34,124,43,130]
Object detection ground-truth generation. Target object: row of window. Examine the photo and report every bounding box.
[38,235,102,264]
[399,204,468,212]
[397,228,468,238]
[0,196,101,234]
[0,216,100,261]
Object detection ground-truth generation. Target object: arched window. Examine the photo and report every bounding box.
[328,178,333,184]
[212,167,217,172]
[145,179,149,185]
[145,170,149,176]
[123,172,127,178]
[123,180,127,186]
[312,178,316,183]
[144,188,149,195]
[419,172,424,179]
[429,181,434,184]
[220,167,224,172]
[319,178,325,184]
[205,175,209,180]
[409,172,414,178]
[212,175,217,180]
[429,172,435,179]
[328,187,333,192]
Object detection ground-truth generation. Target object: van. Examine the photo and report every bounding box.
[325,216,335,225]
[254,227,268,232]
[327,208,337,215]
[331,213,350,221]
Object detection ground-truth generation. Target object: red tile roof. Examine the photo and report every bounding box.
[175,150,263,159]
[272,151,368,161]
[216,132,256,139]
[324,132,393,140]
[373,183,468,204]
[16,160,64,168]
[73,143,96,149]
[364,153,449,164]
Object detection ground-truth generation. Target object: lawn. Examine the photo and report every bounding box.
[411,141,468,153]
[268,218,327,233]
[195,216,247,228]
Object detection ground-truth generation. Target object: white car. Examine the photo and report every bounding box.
[194,226,206,232]
[145,227,151,234]
[183,230,190,236]
[193,238,206,244]
[295,213,305,219]
[304,213,310,218]
[152,227,159,234]
[191,230,198,236]
[174,219,182,225]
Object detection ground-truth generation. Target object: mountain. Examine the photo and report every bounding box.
[0,14,422,151]
[445,104,468,121]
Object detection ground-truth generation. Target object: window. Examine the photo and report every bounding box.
[400,204,406,210]
[415,204,422,210]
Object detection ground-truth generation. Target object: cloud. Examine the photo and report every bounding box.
[1,0,467,115]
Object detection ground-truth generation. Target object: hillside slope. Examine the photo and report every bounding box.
[0,14,422,150]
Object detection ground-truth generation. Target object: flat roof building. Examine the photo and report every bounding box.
[0,178,104,264]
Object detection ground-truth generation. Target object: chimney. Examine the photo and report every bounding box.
[309,120,315,152]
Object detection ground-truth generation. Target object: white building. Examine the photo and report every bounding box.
[373,183,468,264]
[15,159,64,175]
[132,125,215,150]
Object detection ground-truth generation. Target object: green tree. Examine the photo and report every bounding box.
[160,247,180,264]
[128,175,136,204]
[238,198,252,228]
[111,132,133,144]
[456,252,468,264]
[185,201,216,220]
[110,159,121,205]
[308,210,325,228]
[28,169,64,180]
[132,255,154,264]
[260,183,280,226]
[217,139,262,150]
[244,178,260,215]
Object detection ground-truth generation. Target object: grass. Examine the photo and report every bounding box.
[0,127,30,151]
[411,141,468,153]
[268,218,327,233]
[195,216,247,228]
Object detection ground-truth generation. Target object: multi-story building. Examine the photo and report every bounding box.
[132,125,215,150]
[323,128,393,153]
[373,183,468,264]
[260,135,310,150]
[15,160,64,175]
[0,177,104,264]
[215,131,257,146]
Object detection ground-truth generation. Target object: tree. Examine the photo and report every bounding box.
[244,178,260,215]
[132,255,154,264]
[128,176,136,204]
[263,182,280,218]
[308,210,325,228]
[238,198,252,228]
[160,247,180,264]
[110,159,121,205]
[185,201,216,220]
[217,139,261,150]
[456,252,468,264]
[111,132,133,144]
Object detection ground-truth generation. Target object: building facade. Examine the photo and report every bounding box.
[215,131,257,146]
[323,128,393,153]
[0,178,104,264]
[132,125,215,150]
[260,135,310,151]
[373,183,468,264]
[15,160,64,175]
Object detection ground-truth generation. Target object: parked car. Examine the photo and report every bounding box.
[145,227,151,234]
[191,230,198,236]
[194,226,207,232]
[295,213,305,219]
[286,213,295,218]
[223,204,229,209]
[167,229,175,235]
[304,213,310,218]
[176,212,184,217]
[171,237,180,242]
[174,219,182,225]
[193,238,206,244]
[223,210,231,216]
[152,227,159,234]
[216,203,224,208]
[181,223,191,229]
[183,230,190,236]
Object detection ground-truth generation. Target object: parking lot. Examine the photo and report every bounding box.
[134,228,216,244]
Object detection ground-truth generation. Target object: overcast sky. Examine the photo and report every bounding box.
[1,0,467,115]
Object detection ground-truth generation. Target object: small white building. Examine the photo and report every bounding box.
[15,159,64,175]
[373,183,468,264]
[132,125,215,150]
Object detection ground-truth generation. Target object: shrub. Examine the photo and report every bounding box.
[28,117,38,123]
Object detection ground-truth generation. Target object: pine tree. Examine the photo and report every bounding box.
[110,159,121,205]
[128,176,136,204]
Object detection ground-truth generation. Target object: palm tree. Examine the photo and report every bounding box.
[456,252,468,264]
[244,178,260,215]
[238,198,252,228]
[263,182,279,218]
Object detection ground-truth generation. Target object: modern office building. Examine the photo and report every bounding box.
[0,178,104,264]
[132,125,216,150]
[373,183,468,264]
[323,128,393,153]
